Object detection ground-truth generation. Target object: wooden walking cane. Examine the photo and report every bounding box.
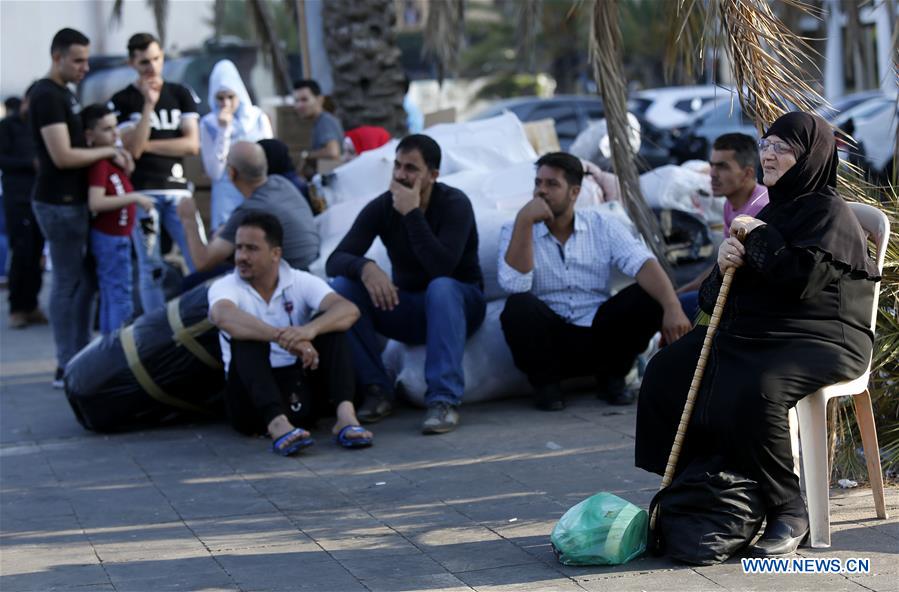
[649,228,746,531]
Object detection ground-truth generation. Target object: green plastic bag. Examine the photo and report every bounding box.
[550,492,648,566]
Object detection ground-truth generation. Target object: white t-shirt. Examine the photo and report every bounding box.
[208,261,334,371]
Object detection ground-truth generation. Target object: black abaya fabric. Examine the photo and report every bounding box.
[635,112,878,507]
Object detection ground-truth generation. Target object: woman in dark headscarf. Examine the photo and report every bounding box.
[635,112,879,556]
[257,138,315,211]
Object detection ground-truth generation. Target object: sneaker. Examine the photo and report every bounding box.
[534,383,565,411]
[52,367,65,390]
[357,385,394,424]
[421,402,459,434]
[8,312,28,329]
[25,309,49,325]
[596,376,635,405]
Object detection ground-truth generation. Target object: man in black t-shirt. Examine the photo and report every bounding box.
[30,28,130,387]
[110,32,201,314]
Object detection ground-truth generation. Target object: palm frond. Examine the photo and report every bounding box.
[247,0,293,95]
[150,0,169,46]
[589,0,674,276]
[109,0,168,46]
[665,0,825,131]
[110,0,124,25]
[422,0,465,84]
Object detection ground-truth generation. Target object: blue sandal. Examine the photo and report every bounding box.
[335,425,373,449]
[271,428,314,456]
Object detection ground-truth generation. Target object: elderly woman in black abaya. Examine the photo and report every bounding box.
[635,112,880,556]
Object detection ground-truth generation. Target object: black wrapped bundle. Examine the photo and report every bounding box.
[65,283,224,432]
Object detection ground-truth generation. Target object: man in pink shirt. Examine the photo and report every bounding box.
[678,133,769,317]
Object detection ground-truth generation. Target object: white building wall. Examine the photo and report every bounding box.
[1,0,213,98]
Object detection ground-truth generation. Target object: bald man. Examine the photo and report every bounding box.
[178,141,320,272]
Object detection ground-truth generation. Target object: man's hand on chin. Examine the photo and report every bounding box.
[390,178,422,215]
[518,197,554,225]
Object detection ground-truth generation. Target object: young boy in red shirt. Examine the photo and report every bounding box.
[82,104,154,333]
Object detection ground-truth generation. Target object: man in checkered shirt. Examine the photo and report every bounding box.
[498,152,691,411]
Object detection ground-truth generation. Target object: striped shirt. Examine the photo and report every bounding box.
[497,209,654,327]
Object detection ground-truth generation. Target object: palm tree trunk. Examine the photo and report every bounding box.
[248,0,293,96]
[322,0,408,135]
[590,0,674,278]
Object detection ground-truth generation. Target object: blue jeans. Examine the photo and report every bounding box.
[32,201,95,369]
[90,230,133,334]
[210,179,244,231]
[331,276,486,407]
[133,191,202,314]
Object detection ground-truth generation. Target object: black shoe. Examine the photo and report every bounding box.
[596,376,634,405]
[534,383,565,411]
[750,500,810,557]
[421,402,459,434]
[357,385,394,424]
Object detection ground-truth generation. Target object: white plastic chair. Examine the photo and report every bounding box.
[789,201,890,548]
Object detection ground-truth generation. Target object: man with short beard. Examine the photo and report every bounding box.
[676,133,768,319]
[326,134,485,434]
[498,152,691,411]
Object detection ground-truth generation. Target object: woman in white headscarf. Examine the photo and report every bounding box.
[201,60,273,230]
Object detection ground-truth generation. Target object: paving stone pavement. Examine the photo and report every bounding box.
[1,282,897,591]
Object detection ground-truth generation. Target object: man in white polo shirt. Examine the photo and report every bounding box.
[207,211,371,455]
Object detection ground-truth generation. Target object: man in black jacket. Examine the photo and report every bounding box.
[326,135,486,434]
[0,90,46,329]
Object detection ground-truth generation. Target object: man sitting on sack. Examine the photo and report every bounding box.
[208,211,372,455]
[326,134,486,435]
[498,152,691,411]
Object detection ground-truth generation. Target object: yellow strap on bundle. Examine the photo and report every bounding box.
[166,299,222,370]
[119,324,210,415]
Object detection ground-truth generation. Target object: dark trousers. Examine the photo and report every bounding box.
[223,331,355,436]
[500,283,663,387]
[3,197,44,313]
[635,327,803,507]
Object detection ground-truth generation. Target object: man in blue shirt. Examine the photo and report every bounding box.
[498,152,691,410]
[293,79,343,170]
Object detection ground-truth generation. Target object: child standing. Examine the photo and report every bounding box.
[82,104,154,334]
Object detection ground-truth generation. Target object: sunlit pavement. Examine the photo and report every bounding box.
[1,276,897,592]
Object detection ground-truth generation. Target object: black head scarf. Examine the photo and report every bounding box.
[762,111,839,203]
[258,139,295,176]
[757,111,878,279]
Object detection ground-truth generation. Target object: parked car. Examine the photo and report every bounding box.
[629,85,731,129]
[669,98,759,163]
[469,95,673,171]
[672,90,898,170]
[824,92,898,174]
